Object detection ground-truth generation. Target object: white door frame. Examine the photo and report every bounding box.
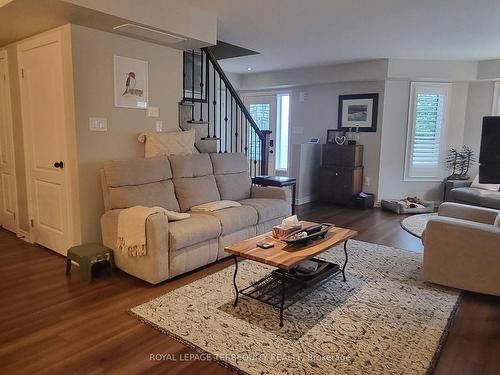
[0,50,20,234]
[17,26,81,253]
[243,94,277,175]
[241,90,292,175]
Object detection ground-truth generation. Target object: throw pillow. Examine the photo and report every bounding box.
[190,200,241,212]
[470,175,500,192]
[138,129,195,157]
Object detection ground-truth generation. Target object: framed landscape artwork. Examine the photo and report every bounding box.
[338,93,378,132]
[114,55,149,109]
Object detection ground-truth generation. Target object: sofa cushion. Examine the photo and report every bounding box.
[104,156,172,186]
[450,187,500,209]
[169,154,221,212]
[197,206,258,235]
[169,153,214,178]
[108,180,180,211]
[168,213,221,251]
[239,198,290,223]
[210,153,251,201]
[103,156,180,211]
[173,175,221,212]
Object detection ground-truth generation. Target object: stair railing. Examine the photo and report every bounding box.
[182,48,271,177]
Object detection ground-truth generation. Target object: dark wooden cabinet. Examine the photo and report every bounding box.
[319,145,363,204]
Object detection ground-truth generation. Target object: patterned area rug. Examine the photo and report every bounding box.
[401,213,438,238]
[131,240,458,375]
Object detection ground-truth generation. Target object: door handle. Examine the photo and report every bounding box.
[269,150,274,154]
[54,161,64,169]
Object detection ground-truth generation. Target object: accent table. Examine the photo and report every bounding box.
[224,221,358,327]
[252,176,297,214]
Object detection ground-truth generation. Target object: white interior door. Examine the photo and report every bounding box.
[18,32,73,254]
[0,51,18,233]
[244,95,277,175]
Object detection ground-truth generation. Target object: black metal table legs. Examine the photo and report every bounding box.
[231,241,349,327]
[342,239,349,282]
[279,279,286,327]
[232,255,239,307]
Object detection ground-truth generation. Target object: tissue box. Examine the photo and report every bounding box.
[272,224,302,239]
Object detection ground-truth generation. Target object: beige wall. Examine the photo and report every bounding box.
[463,81,495,178]
[71,25,182,242]
[377,80,470,202]
[288,81,385,196]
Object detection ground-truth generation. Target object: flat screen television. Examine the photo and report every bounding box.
[479,116,500,183]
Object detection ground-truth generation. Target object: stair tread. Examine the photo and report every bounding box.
[179,101,196,106]
[200,137,220,141]
[188,120,209,124]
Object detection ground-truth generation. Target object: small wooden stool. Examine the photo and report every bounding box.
[66,243,115,282]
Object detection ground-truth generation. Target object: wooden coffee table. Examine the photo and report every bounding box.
[225,221,357,326]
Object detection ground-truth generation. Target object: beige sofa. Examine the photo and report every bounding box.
[422,202,500,296]
[100,152,291,284]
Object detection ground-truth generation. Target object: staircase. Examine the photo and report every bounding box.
[179,48,271,177]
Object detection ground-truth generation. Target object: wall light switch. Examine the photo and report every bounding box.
[155,120,163,132]
[89,117,107,131]
[299,91,307,102]
[147,106,160,118]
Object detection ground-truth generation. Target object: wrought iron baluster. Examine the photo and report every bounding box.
[199,50,204,121]
[191,50,195,121]
[206,52,210,138]
[213,64,216,141]
[182,52,186,101]
[224,86,228,152]
[219,76,222,153]
[234,108,238,152]
[230,96,234,152]
[244,118,248,156]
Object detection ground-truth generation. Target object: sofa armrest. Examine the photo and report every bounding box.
[101,209,170,284]
[438,202,499,225]
[423,216,500,295]
[251,185,291,203]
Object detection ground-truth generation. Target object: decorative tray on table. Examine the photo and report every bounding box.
[282,223,333,244]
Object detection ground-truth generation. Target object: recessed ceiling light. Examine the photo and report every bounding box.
[247,67,252,71]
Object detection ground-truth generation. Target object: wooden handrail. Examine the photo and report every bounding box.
[203,48,266,142]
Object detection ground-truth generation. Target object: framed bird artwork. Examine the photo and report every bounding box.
[114,55,149,109]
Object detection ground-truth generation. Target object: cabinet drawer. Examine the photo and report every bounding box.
[322,144,363,167]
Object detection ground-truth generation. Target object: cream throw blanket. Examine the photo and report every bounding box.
[117,206,189,257]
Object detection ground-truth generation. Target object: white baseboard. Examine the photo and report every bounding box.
[16,229,33,243]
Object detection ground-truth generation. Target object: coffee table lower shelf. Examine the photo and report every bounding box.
[232,255,346,327]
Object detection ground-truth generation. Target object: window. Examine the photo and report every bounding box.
[404,82,451,181]
[276,94,290,170]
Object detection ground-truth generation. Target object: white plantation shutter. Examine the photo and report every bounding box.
[405,82,451,180]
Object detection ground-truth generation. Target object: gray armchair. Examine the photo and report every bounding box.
[422,203,500,296]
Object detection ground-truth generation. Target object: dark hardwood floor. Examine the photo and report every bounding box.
[0,204,498,374]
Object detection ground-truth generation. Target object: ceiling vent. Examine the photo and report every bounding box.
[113,24,187,45]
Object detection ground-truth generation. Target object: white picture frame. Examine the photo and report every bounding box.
[114,55,148,109]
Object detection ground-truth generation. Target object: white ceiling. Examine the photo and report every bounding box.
[185,0,500,74]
